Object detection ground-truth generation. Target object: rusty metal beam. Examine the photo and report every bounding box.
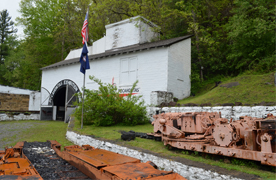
[49,140,186,180]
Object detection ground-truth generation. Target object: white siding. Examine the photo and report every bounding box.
[119,56,138,86]
[105,20,140,50]
[167,38,191,99]
[92,37,106,54]
[105,16,159,51]
[139,20,160,43]
[41,47,169,105]
[41,65,84,105]
[28,91,41,111]
[65,46,93,60]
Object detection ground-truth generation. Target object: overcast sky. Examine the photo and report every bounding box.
[2,0,24,39]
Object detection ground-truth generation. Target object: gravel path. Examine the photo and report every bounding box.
[0,121,46,150]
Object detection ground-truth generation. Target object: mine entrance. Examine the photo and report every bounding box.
[53,86,66,121]
[41,79,80,121]
[52,85,78,121]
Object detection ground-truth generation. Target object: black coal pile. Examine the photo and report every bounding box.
[23,141,91,180]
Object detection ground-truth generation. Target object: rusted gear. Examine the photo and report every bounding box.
[213,124,233,147]
[201,117,211,129]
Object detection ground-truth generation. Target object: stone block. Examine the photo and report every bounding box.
[212,106,224,111]
[190,107,202,112]
[233,106,243,113]
[266,106,276,111]
[202,107,211,111]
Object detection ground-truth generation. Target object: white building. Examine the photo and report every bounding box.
[40,16,192,121]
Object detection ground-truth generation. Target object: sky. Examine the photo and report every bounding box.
[2,0,25,39]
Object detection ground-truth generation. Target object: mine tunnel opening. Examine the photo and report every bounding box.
[53,85,78,121]
[53,86,66,121]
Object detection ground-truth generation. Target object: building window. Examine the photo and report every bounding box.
[120,56,138,86]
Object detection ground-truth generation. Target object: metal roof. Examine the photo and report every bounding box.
[41,35,193,70]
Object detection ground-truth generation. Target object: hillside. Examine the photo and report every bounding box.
[178,72,276,106]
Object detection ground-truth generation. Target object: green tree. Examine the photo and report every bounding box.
[3,42,25,88]
[0,34,19,85]
[87,0,188,41]
[15,0,73,89]
[14,0,93,89]
[0,9,18,85]
[175,0,234,80]
[53,0,92,60]
[0,9,17,62]
[225,0,276,73]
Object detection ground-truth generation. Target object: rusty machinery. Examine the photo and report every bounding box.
[149,112,276,166]
[0,141,186,180]
[0,142,43,179]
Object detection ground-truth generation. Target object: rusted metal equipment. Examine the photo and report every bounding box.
[50,140,186,180]
[1,141,186,179]
[149,112,276,166]
[0,142,42,179]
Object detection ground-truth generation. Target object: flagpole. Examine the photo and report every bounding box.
[81,8,89,129]
[81,73,85,129]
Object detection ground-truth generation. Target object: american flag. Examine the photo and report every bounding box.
[81,11,88,44]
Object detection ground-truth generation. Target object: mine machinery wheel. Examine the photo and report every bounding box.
[213,124,234,147]
[201,117,212,129]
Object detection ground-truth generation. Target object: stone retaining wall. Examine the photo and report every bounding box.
[0,93,29,111]
[1,105,275,122]
[147,106,276,122]
[0,112,40,121]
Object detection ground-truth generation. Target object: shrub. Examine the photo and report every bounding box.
[74,76,149,126]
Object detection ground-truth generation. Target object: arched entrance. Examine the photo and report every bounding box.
[48,80,80,121]
[53,86,66,120]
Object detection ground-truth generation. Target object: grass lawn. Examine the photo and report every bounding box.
[178,72,276,105]
[0,120,73,149]
[72,118,276,180]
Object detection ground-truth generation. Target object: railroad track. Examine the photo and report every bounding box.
[23,141,91,179]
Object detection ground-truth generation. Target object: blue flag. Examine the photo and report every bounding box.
[79,43,90,74]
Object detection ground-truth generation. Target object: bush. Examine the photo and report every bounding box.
[74,76,149,126]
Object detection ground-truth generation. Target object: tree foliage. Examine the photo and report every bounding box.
[0,0,274,92]
[0,9,18,85]
[74,76,149,126]
[225,0,275,74]
[5,0,90,89]
[0,9,17,62]
[87,0,188,40]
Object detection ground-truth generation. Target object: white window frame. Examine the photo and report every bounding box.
[119,56,138,86]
